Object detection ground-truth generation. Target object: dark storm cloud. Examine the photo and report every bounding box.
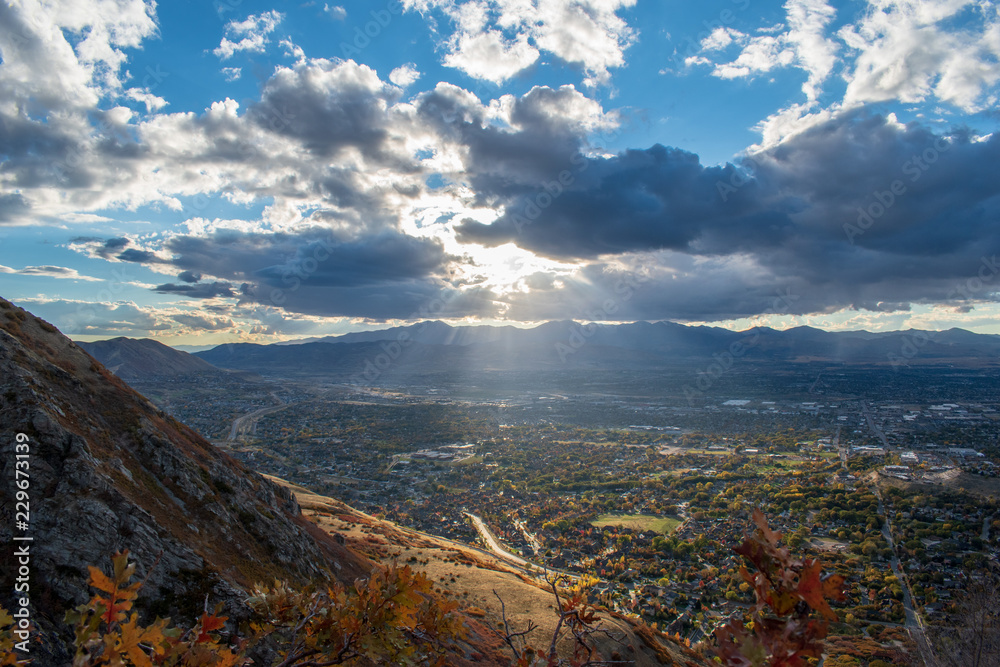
[154,228,449,288]
[177,271,202,283]
[112,227,464,320]
[416,84,598,195]
[153,281,238,299]
[117,248,165,263]
[456,143,778,256]
[454,111,1000,318]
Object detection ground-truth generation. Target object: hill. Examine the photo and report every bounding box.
[78,336,223,381]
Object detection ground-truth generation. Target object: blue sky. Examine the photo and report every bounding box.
[1,0,999,345]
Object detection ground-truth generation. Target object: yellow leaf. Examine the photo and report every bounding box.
[118,615,154,667]
[88,566,118,594]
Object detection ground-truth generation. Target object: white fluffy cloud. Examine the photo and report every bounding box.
[402,0,637,85]
[0,0,157,112]
[689,0,1000,147]
[693,0,838,103]
[389,63,423,87]
[840,0,1000,111]
[213,10,284,60]
[125,87,168,112]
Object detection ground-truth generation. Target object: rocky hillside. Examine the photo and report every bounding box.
[0,297,371,665]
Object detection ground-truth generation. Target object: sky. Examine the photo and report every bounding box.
[1,0,1000,346]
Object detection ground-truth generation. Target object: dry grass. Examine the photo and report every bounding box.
[278,480,709,667]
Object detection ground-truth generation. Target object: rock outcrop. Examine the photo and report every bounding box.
[0,297,370,665]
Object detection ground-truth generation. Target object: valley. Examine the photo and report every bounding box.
[113,349,1000,666]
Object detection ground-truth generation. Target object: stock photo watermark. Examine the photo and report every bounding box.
[844,137,951,244]
[554,271,651,362]
[682,287,800,404]
[349,290,465,385]
[338,1,405,59]
[888,255,1000,370]
[10,431,34,656]
[716,155,761,202]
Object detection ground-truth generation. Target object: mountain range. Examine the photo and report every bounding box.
[186,320,1000,380]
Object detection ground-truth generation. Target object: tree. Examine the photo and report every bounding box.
[929,567,1000,667]
[494,573,628,667]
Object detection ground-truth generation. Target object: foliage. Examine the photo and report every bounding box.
[1,609,21,666]
[246,564,467,666]
[13,550,467,666]
[713,509,846,667]
[65,551,245,666]
[928,566,1000,667]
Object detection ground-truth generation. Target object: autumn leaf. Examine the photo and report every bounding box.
[797,561,837,621]
[195,611,228,643]
[118,614,156,667]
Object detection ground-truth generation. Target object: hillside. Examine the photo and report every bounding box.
[0,298,371,664]
[78,336,223,381]
[271,476,713,667]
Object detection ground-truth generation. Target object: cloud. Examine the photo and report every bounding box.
[324,4,347,20]
[213,10,284,60]
[389,63,422,87]
[15,265,102,281]
[16,298,176,336]
[0,0,157,111]
[0,193,31,224]
[124,87,168,113]
[248,58,402,158]
[171,313,236,330]
[456,112,1000,320]
[690,0,838,102]
[84,226,466,320]
[154,281,239,299]
[840,0,1000,112]
[443,30,540,84]
[221,66,242,82]
[402,0,637,85]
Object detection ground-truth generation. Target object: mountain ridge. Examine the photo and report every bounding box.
[178,320,1000,379]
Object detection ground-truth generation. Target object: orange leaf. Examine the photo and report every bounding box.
[797,561,836,621]
[88,566,118,594]
[195,612,228,643]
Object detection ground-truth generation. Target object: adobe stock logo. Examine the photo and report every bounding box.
[843,137,951,244]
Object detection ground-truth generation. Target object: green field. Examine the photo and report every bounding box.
[590,514,682,534]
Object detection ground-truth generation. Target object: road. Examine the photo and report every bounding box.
[513,518,541,555]
[833,425,845,469]
[465,512,532,569]
[861,401,890,449]
[875,489,937,666]
[227,403,293,441]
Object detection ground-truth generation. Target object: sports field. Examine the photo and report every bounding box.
[590,514,682,534]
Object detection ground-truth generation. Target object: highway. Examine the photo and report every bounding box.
[464,512,532,568]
